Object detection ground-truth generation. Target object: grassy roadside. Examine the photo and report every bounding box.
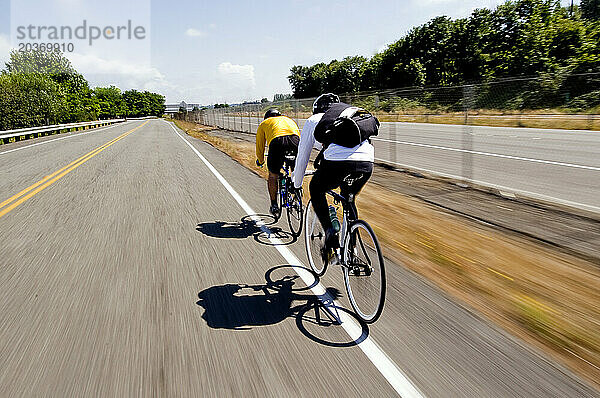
[173,119,600,388]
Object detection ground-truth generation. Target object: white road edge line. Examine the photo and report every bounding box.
[372,137,600,171]
[0,121,132,156]
[167,121,425,398]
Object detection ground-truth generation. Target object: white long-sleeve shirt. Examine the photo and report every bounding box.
[292,113,375,189]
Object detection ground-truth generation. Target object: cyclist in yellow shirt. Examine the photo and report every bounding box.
[256,109,300,217]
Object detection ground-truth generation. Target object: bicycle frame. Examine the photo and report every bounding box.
[303,171,386,323]
[278,162,293,210]
[326,189,357,260]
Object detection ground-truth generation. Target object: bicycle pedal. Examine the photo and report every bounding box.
[321,248,340,266]
[329,248,341,265]
[330,254,341,266]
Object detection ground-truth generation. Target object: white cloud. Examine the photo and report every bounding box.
[66,52,181,99]
[69,53,163,79]
[182,62,256,104]
[185,28,206,38]
[217,62,256,88]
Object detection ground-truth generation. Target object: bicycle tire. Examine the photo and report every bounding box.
[304,200,327,276]
[342,220,386,323]
[286,184,303,237]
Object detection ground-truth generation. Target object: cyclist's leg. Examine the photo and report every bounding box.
[267,172,279,203]
[309,162,338,233]
[339,161,374,219]
[285,135,300,172]
[309,160,352,251]
[267,137,285,215]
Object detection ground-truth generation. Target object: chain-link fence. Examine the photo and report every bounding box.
[178,75,600,211]
[197,74,600,132]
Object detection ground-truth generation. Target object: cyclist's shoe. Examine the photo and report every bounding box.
[321,228,340,266]
[324,228,340,250]
[269,203,281,218]
[321,246,340,265]
[321,246,336,266]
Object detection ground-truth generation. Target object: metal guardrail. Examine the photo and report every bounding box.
[0,119,125,142]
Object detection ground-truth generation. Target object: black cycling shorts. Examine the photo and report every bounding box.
[267,134,300,174]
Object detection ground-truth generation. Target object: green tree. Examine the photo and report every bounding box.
[581,0,600,20]
[5,50,99,122]
[1,50,165,128]
[0,73,66,129]
[288,0,600,105]
[288,64,328,98]
[93,86,126,118]
[4,50,75,75]
[326,56,367,93]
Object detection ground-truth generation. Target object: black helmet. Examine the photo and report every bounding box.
[312,93,340,114]
[264,108,282,120]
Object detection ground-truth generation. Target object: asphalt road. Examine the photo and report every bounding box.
[0,119,597,397]
[210,115,600,213]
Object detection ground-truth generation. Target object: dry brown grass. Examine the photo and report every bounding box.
[357,184,600,385]
[174,119,600,388]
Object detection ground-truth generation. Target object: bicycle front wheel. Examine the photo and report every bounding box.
[286,186,303,237]
[304,200,327,276]
[343,220,386,323]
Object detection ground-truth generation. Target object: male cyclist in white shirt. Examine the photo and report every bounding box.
[293,93,374,264]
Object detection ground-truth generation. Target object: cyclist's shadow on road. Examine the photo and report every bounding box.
[195,265,369,347]
[196,214,297,245]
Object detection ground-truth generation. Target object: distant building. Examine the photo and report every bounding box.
[164,101,202,114]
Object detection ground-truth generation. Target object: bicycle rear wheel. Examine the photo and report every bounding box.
[304,200,327,276]
[286,185,303,237]
[342,220,386,323]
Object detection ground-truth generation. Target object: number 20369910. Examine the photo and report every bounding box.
[18,42,75,53]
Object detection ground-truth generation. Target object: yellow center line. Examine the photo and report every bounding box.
[1,134,123,209]
[393,239,414,254]
[416,239,435,250]
[456,254,476,264]
[487,267,514,281]
[0,121,148,219]
[515,294,559,314]
[0,124,144,210]
[416,232,431,241]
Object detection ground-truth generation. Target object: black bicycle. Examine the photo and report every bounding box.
[303,171,386,323]
[273,152,303,238]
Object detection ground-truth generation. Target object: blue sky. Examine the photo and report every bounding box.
[0,0,579,104]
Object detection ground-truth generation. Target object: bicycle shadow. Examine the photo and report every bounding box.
[195,265,369,347]
[196,214,297,245]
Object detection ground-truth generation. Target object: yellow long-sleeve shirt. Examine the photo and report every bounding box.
[256,116,300,162]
